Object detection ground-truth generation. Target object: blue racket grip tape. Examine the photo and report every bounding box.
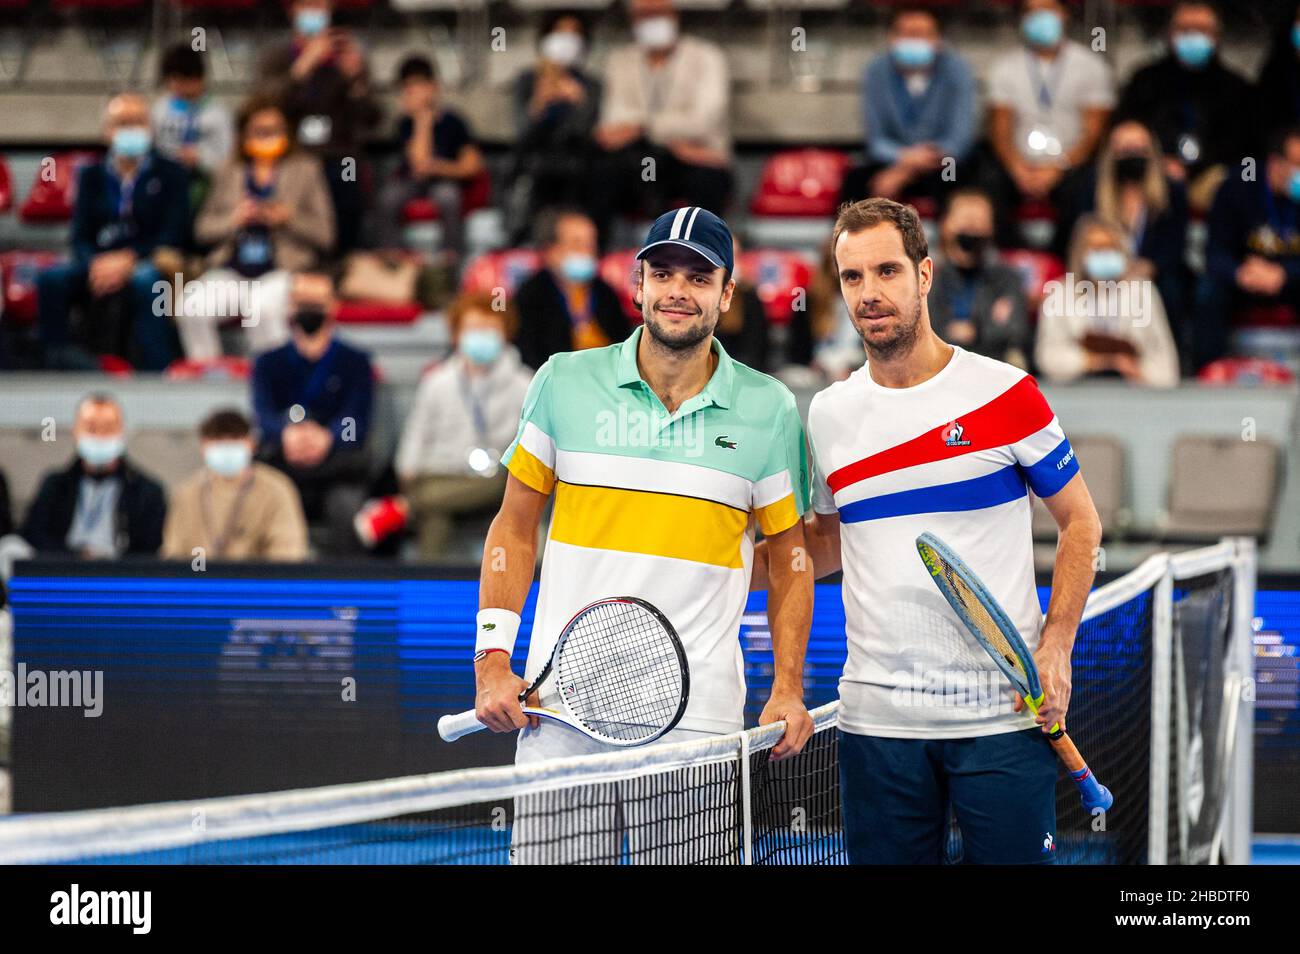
[1070,764,1114,813]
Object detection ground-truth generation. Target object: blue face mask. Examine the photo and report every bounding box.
[204,441,252,478]
[78,435,126,468]
[1084,249,1128,282]
[1287,169,1300,204]
[559,253,597,284]
[1022,10,1063,49]
[111,126,151,159]
[460,328,504,366]
[1172,31,1215,69]
[891,38,936,71]
[295,8,330,36]
[1292,23,1300,51]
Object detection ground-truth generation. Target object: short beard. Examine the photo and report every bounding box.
[857,296,922,362]
[641,298,716,354]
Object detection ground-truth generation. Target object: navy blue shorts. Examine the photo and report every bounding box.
[838,727,1058,864]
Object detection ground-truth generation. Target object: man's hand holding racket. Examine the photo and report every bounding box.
[474,651,535,733]
[759,688,814,761]
[1015,633,1073,733]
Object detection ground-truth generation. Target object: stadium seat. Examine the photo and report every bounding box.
[1197,357,1295,386]
[97,353,134,376]
[738,248,814,325]
[335,301,423,324]
[749,148,850,218]
[0,249,60,324]
[1000,248,1066,321]
[163,356,251,380]
[19,151,98,223]
[51,0,147,9]
[1161,435,1280,541]
[459,248,540,296]
[401,169,492,224]
[1015,199,1058,250]
[126,428,203,491]
[0,426,68,518]
[598,248,641,321]
[1032,434,1126,541]
[0,154,12,212]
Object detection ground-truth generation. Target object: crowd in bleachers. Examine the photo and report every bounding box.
[0,0,1298,567]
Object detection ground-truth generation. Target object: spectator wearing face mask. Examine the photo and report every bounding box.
[151,43,233,216]
[20,394,166,557]
[985,0,1114,232]
[252,274,374,555]
[1114,1,1254,214]
[1057,120,1190,343]
[588,0,732,245]
[515,207,631,370]
[1255,2,1300,143]
[37,93,189,371]
[928,188,1031,368]
[181,96,335,361]
[396,294,533,560]
[507,12,602,244]
[1036,216,1179,387]
[370,55,484,260]
[1192,126,1300,370]
[162,409,307,561]
[840,6,977,206]
[259,0,381,255]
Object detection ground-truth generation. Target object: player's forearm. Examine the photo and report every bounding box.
[751,514,841,591]
[765,533,813,697]
[477,511,537,614]
[1040,514,1102,653]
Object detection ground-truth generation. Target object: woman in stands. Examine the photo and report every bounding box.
[1035,215,1180,388]
[1056,120,1190,347]
[179,95,335,362]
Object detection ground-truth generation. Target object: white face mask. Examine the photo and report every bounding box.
[540,31,584,67]
[634,16,678,51]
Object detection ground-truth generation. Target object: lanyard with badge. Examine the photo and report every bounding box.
[200,471,255,558]
[458,363,500,478]
[78,478,118,539]
[98,165,143,249]
[1023,51,1065,159]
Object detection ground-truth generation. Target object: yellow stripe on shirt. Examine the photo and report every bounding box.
[755,493,799,536]
[550,481,749,569]
[506,443,556,494]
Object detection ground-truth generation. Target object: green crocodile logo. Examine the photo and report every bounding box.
[481,622,496,631]
[715,435,738,450]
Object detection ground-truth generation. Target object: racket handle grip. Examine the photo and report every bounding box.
[1049,730,1114,813]
[438,708,488,742]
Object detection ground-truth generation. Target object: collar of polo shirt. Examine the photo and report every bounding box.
[614,325,736,410]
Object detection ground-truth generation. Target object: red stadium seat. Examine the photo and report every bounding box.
[459,248,541,296]
[164,356,252,380]
[171,0,260,8]
[1000,248,1065,319]
[0,250,60,324]
[334,301,423,324]
[0,155,12,213]
[749,149,851,218]
[738,249,814,325]
[400,169,492,223]
[1197,358,1295,386]
[19,151,99,223]
[599,248,642,321]
[97,353,134,376]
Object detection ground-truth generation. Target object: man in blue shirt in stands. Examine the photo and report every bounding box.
[252,274,374,555]
[840,7,977,206]
[37,93,189,371]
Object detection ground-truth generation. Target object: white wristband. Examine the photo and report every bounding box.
[475,608,521,656]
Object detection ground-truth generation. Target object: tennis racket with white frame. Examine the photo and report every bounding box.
[916,532,1114,814]
[438,596,690,747]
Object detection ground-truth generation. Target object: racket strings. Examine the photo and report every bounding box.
[933,558,1029,683]
[556,601,685,743]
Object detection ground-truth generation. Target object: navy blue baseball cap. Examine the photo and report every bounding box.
[635,206,734,276]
